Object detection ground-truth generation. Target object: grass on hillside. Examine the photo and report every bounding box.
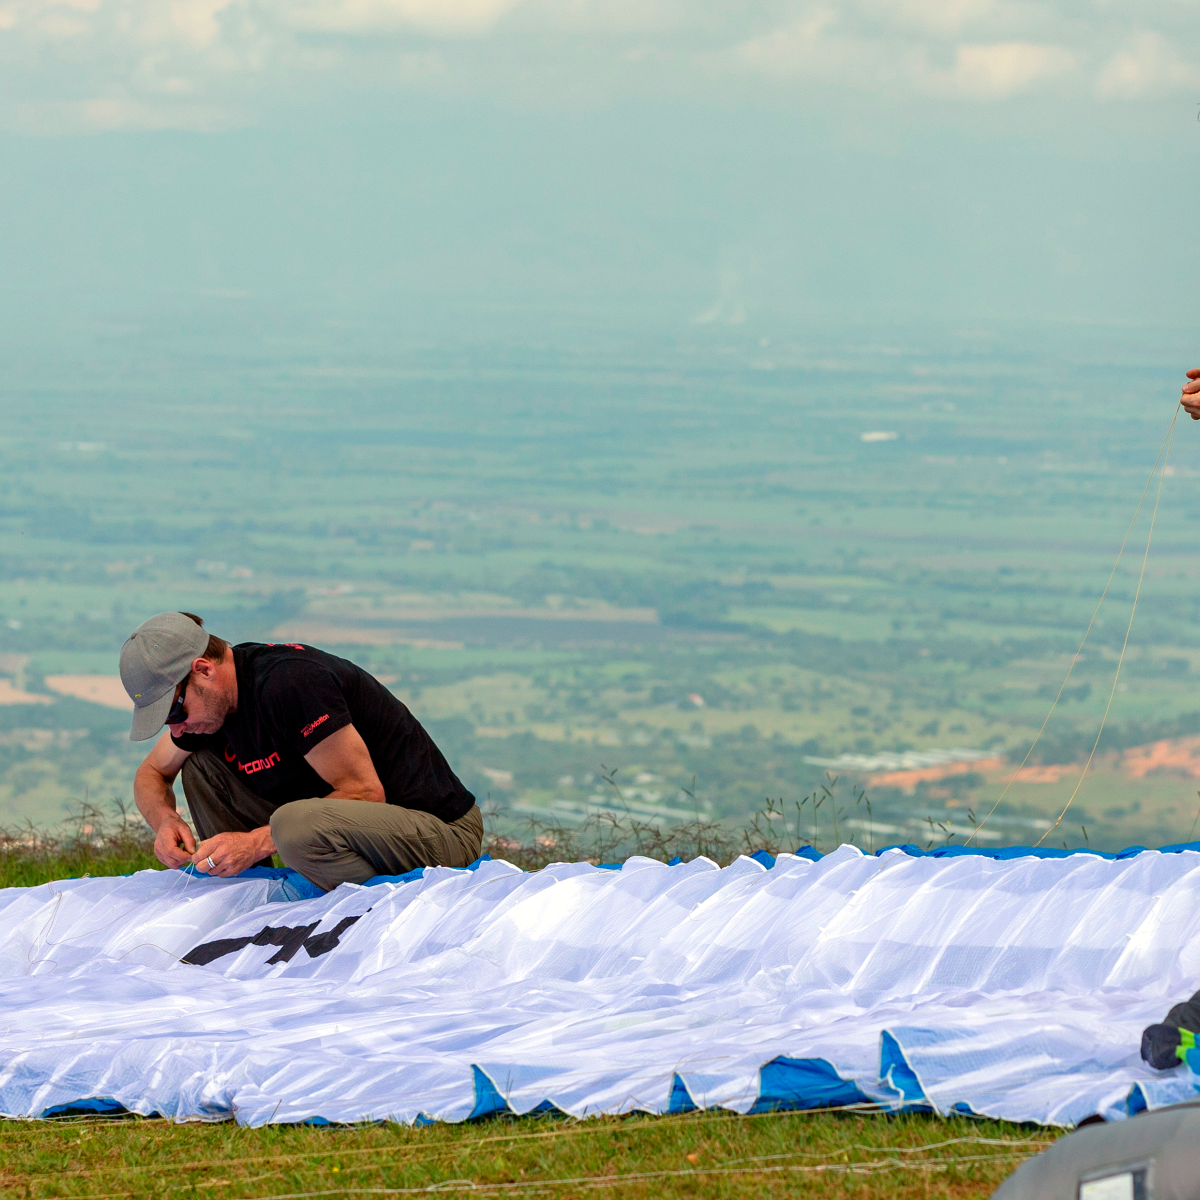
[0,784,849,888]
[0,803,162,889]
[0,802,1063,1199]
[0,1107,1060,1199]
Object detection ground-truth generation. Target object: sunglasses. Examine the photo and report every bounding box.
[166,676,189,726]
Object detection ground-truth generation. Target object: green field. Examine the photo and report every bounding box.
[2,319,1199,852]
[0,1106,1057,1199]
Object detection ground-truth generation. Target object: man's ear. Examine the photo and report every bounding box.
[191,656,216,680]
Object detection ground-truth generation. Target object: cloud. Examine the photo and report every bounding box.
[0,0,1196,135]
[283,0,519,37]
[940,41,1076,98]
[734,8,837,72]
[11,96,231,132]
[1098,31,1196,99]
[729,15,1077,99]
[862,0,996,38]
[80,95,224,128]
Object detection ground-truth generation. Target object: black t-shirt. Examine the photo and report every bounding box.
[172,643,474,823]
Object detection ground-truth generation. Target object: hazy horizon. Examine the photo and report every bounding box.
[2,2,1199,339]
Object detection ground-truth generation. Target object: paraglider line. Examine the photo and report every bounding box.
[966,401,1180,846]
[1033,403,1178,845]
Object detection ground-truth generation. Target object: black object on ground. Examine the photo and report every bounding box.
[1142,988,1200,1070]
[1143,1023,1187,1070]
[993,1101,1200,1199]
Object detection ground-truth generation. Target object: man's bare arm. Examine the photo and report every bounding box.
[304,723,387,803]
[1181,369,1200,420]
[134,734,196,867]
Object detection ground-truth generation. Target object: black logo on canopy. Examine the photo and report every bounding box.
[183,915,362,966]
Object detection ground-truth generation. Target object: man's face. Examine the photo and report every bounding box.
[166,667,230,736]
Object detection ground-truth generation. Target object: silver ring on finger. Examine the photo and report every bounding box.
[206,855,216,870]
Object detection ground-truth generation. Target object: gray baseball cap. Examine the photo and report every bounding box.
[120,612,211,741]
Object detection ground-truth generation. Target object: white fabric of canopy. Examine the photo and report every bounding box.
[0,845,1197,1127]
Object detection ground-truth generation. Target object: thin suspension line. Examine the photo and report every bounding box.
[1033,405,1179,846]
[964,404,1180,847]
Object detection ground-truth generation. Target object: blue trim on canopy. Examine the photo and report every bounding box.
[470,1057,870,1120]
[751,1056,872,1113]
[41,1097,127,1118]
[667,1074,697,1113]
[216,840,1200,904]
[363,866,427,888]
[467,1067,562,1119]
[468,1065,509,1119]
[328,839,1200,897]
[879,1032,932,1112]
[363,853,494,889]
[178,863,324,900]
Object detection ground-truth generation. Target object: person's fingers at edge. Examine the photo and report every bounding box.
[1187,369,1200,379]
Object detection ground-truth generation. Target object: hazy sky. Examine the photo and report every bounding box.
[2,1,1198,337]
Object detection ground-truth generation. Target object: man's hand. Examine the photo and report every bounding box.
[154,814,197,868]
[192,828,274,878]
[135,733,196,866]
[1181,369,1200,420]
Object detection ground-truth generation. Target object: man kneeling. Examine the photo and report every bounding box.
[122,611,481,891]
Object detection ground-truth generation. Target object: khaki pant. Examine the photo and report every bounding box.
[181,748,484,892]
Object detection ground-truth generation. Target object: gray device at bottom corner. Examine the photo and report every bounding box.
[992,1102,1200,1200]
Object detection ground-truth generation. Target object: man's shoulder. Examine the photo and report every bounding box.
[238,642,401,707]
[244,645,333,686]
[241,643,376,702]
[239,642,342,672]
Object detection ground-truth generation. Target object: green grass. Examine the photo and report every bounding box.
[0,1106,1058,1199]
[0,816,161,889]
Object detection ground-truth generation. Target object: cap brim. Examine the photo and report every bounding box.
[129,689,175,742]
